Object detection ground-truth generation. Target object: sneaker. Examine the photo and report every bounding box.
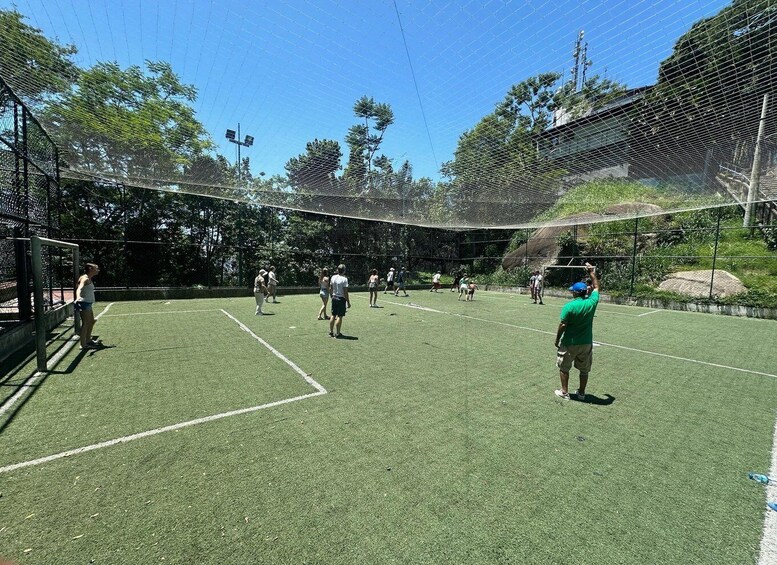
[574,390,586,401]
[256,311,264,316]
[554,389,570,400]
[328,331,335,337]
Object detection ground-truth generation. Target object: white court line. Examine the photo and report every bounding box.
[595,309,640,317]
[0,303,115,418]
[101,309,221,317]
[0,392,325,474]
[0,308,326,475]
[759,415,777,565]
[637,310,663,317]
[220,310,327,394]
[382,299,777,379]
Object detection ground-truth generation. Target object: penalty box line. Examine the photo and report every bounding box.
[381,298,777,380]
[0,308,326,475]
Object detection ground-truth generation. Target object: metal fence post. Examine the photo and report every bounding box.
[629,216,639,296]
[709,206,723,299]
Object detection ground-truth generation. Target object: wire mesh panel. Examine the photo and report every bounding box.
[0,78,61,333]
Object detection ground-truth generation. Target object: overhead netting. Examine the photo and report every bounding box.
[0,0,775,228]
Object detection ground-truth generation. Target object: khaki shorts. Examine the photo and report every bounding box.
[556,344,593,373]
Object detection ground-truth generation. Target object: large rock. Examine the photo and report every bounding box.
[501,203,668,271]
[658,270,746,298]
[502,212,601,270]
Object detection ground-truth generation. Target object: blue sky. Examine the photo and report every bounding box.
[4,0,731,181]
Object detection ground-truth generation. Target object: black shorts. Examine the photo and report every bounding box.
[331,297,347,317]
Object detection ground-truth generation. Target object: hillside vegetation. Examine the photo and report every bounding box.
[491,180,777,308]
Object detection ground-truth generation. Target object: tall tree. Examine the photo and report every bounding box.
[634,0,776,174]
[0,9,79,104]
[285,139,342,193]
[343,96,394,193]
[44,60,212,179]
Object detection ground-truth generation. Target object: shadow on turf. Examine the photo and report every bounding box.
[575,393,615,405]
[0,334,99,434]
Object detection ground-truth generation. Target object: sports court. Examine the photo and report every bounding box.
[2,291,775,564]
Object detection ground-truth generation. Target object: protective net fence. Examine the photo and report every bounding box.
[0,1,774,229]
[0,78,62,331]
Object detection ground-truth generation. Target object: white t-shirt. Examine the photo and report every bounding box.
[534,275,543,290]
[330,273,348,298]
[432,273,441,283]
[387,270,394,282]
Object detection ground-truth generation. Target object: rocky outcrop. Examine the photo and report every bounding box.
[501,213,600,270]
[658,270,746,298]
[501,203,664,271]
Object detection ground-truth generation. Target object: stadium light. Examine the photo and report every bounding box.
[225,123,254,185]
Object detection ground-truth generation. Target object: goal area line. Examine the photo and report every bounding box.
[0,307,326,475]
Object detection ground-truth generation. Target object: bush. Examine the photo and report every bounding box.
[480,266,530,287]
[762,225,777,250]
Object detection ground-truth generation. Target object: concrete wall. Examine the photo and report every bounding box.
[0,303,73,366]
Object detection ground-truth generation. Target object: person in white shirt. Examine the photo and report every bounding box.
[254,270,268,315]
[328,264,351,338]
[430,271,442,292]
[533,271,544,305]
[383,267,395,294]
[75,263,100,350]
[266,266,278,303]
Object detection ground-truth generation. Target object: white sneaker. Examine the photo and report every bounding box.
[554,389,570,400]
[574,390,586,400]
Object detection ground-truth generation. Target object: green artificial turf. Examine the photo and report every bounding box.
[0,291,775,564]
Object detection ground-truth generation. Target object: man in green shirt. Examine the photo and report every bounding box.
[554,263,600,400]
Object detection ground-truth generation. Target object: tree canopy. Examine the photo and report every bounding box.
[0,9,79,104]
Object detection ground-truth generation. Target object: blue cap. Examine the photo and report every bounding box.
[569,282,588,293]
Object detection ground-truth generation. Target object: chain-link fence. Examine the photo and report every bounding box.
[0,77,62,334]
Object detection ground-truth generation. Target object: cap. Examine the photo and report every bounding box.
[569,282,588,293]
[390,267,395,270]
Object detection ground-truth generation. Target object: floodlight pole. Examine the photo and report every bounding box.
[743,93,769,228]
[226,123,254,286]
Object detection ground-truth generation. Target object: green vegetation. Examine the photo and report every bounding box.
[502,180,777,308]
[533,179,725,222]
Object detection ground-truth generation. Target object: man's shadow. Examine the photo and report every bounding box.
[575,394,615,406]
[335,334,358,340]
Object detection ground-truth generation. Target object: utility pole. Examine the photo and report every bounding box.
[225,124,254,285]
[743,93,769,228]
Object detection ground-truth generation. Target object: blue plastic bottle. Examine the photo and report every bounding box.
[768,502,777,512]
[749,472,771,485]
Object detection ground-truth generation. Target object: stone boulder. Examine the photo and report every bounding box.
[658,270,747,298]
[501,213,601,270]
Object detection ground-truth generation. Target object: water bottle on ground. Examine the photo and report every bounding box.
[749,472,771,485]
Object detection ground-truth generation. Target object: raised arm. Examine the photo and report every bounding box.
[585,262,600,291]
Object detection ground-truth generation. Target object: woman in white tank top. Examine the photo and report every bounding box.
[75,263,100,350]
